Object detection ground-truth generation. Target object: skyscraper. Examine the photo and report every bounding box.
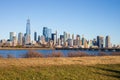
[10,32,16,41]
[43,27,51,42]
[34,31,37,42]
[105,35,111,48]
[63,32,67,43]
[76,35,80,46]
[52,33,56,45]
[25,18,31,44]
[97,36,104,48]
[82,35,85,45]
[18,32,23,45]
[26,19,31,35]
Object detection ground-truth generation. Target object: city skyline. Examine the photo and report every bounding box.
[0,18,118,48]
[0,0,120,45]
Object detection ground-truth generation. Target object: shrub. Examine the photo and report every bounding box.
[68,51,89,57]
[23,50,43,58]
[45,51,64,57]
[111,52,120,56]
[0,55,3,58]
[98,52,108,56]
[7,54,15,58]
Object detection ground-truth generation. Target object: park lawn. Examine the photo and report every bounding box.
[0,56,120,80]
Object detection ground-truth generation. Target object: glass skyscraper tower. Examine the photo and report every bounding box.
[43,27,51,42]
[25,18,31,44]
[26,19,31,35]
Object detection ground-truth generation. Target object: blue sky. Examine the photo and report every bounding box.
[0,0,120,45]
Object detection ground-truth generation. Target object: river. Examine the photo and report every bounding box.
[0,49,117,58]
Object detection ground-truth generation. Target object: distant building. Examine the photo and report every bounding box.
[60,35,64,46]
[105,35,111,48]
[76,35,80,47]
[40,35,46,44]
[34,32,37,42]
[67,39,73,47]
[12,36,17,46]
[38,35,41,42]
[18,32,23,45]
[63,32,68,43]
[43,27,51,42]
[10,32,16,41]
[97,36,104,48]
[72,34,74,40]
[82,36,85,45]
[92,38,97,46]
[52,33,56,45]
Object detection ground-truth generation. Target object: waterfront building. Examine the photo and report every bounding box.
[18,32,23,46]
[105,35,111,48]
[97,36,104,48]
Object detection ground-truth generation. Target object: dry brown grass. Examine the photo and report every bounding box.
[0,56,120,67]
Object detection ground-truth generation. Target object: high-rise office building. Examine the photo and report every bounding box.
[67,39,73,47]
[43,27,51,42]
[34,32,37,42]
[82,35,85,45]
[18,32,23,45]
[40,35,45,44]
[76,35,80,46]
[55,30,57,43]
[10,32,16,41]
[63,32,67,43]
[93,38,97,46]
[105,35,111,48]
[38,35,40,42]
[48,29,52,39]
[97,36,104,48]
[12,36,17,46]
[26,19,31,35]
[25,18,31,44]
[60,35,64,46]
[72,34,74,40]
[52,33,56,45]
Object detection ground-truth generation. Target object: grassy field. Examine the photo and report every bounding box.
[0,56,120,80]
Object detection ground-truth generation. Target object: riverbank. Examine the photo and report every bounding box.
[0,56,120,80]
